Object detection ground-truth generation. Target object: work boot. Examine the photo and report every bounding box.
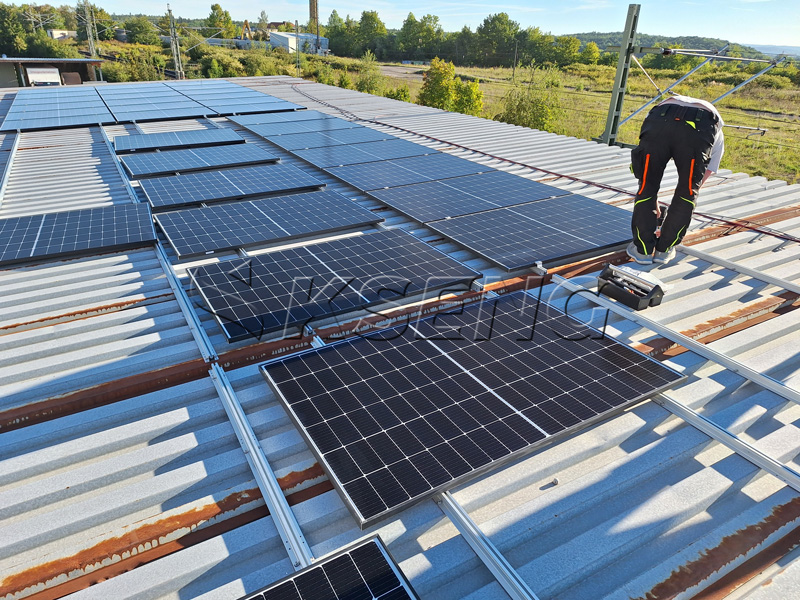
[653,247,677,265]
[626,242,653,265]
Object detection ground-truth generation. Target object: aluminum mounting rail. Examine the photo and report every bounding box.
[209,363,314,569]
[679,245,800,296]
[0,132,20,209]
[97,125,140,204]
[435,491,540,600]
[551,274,800,406]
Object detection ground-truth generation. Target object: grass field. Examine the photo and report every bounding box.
[368,60,800,184]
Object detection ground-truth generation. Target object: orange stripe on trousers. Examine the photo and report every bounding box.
[638,154,650,195]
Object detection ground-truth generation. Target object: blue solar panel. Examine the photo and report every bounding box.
[324,153,493,192]
[140,164,325,210]
[368,170,570,223]
[114,129,244,153]
[189,228,480,342]
[252,127,394,151]
[229,110,333,126]
[245,118,360,137]
[155,190,383,258]
[0,203,156,266]
[428,194,631,270]
[293,139,434,168]
[120,144,279,178]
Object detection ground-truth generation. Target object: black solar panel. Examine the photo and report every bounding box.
[114,129,244,153]
[262,291,684,527]
[140,164,325,210]
[229,110,334,126]
[155,190,383,258]
[239,536,419,600]
[429,194,632,270]
[0,203,156,266]
[189,228,480,342]
[246,119,360,137]
[324,153,493,192]
[368,170,570,223]
[254,127,394,151]
[293,139,435,169]
[120,144,279,178]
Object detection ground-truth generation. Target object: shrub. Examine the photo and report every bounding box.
[337,70,353,89]
[384,84,411,102]
[453,78,483,116]
[494,66,564,132]
[417,56,456,110]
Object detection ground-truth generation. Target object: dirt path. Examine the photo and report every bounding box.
[379,65,425,82]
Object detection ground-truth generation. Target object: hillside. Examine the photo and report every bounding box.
[566,32,769,59]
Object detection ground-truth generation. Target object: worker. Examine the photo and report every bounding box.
[627,93,724,266]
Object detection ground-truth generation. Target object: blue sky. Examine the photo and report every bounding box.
[107,0,799,47]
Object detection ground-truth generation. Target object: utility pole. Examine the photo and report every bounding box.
[599,3,640,145]
[83,0,97,58]
[167,4,184,79]
[512,39,518,81]
[295,20,301,76]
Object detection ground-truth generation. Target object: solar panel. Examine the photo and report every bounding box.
[114,129,244,153]
[245,119,360,137]
[324,153,493,192]
[155,190,383,258]
[120,144,279,178]
[262,290,684,527]
[428,194,631,270]
[239,535,419,600]
[293,139,435,169]
[229,110,334,126]
[0,203,156,266]
[254,127,394,151]
[201,100,305,115]
[368,170,570,223]
[0,87,115,131]
[189,228,480,342]
[140,164,326,210]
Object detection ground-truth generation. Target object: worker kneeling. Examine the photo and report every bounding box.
[627,94,724,266]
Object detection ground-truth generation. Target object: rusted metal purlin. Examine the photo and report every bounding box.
[1,465,330,600]
[636,497,800,600]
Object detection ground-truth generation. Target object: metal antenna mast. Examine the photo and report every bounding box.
[167,5,184,79]
[83,0,97,58]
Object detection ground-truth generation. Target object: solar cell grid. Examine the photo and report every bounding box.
[239,536,418,600]
[113,128,244,153]
[120,144,279,178]
[140,163,325,210]
[0,203,156,266]
[254,127,393,151]
[155,190,382,258]
[246,118,359,137]
[324,153,492,192]
[189,228,480,341]
[368,170,569,223]
[262,290,684,527]
[429,193,631,270]
[229,110,333,126]
[293,139,434,168]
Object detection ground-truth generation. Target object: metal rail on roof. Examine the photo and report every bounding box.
[680,245,800,296]
[0,132,19,209]
[551,274,800,406]
[98,125,140,203]
[435,491,540,600]
[209,363,315,569]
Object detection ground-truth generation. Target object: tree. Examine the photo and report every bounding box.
[494,66,563,132]
[417,56,455,110]
[124,16,161,46]
[0,3,28,55]
[203,3,236,40]
[26,28,80,57]
[475,13,519,67]
[553,35,580,66]
[518,26,554,66]
[336,69,353,89]
[356,10,386,55]
[398,12,443,60]
[579,41,600,65]
[58,4,77,29]
[453,78,483,116]
[355,49,383,94]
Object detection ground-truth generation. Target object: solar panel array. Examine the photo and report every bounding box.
[189,228,480,342]
[368,170,571,223]
[249,126,394,151]
[429,194,632,270]
[293,139,434,169]
[140,164,326,210]
[0,87,114,131]
[240,536,419,600]
[262,291,684,527]
[120,144,279,178]
[0,80,304,131]
[229,110,336,126]
[0,203,156,266]
[155,190,383,258]
[324,153,494,192]
[114,128,245,153]
[246,119,360,137]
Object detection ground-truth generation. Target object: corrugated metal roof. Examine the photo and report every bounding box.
[2,76,800,600]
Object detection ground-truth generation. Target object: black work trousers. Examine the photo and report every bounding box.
[630,103,718,254]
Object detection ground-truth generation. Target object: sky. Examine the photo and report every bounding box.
[106,0,799,48]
